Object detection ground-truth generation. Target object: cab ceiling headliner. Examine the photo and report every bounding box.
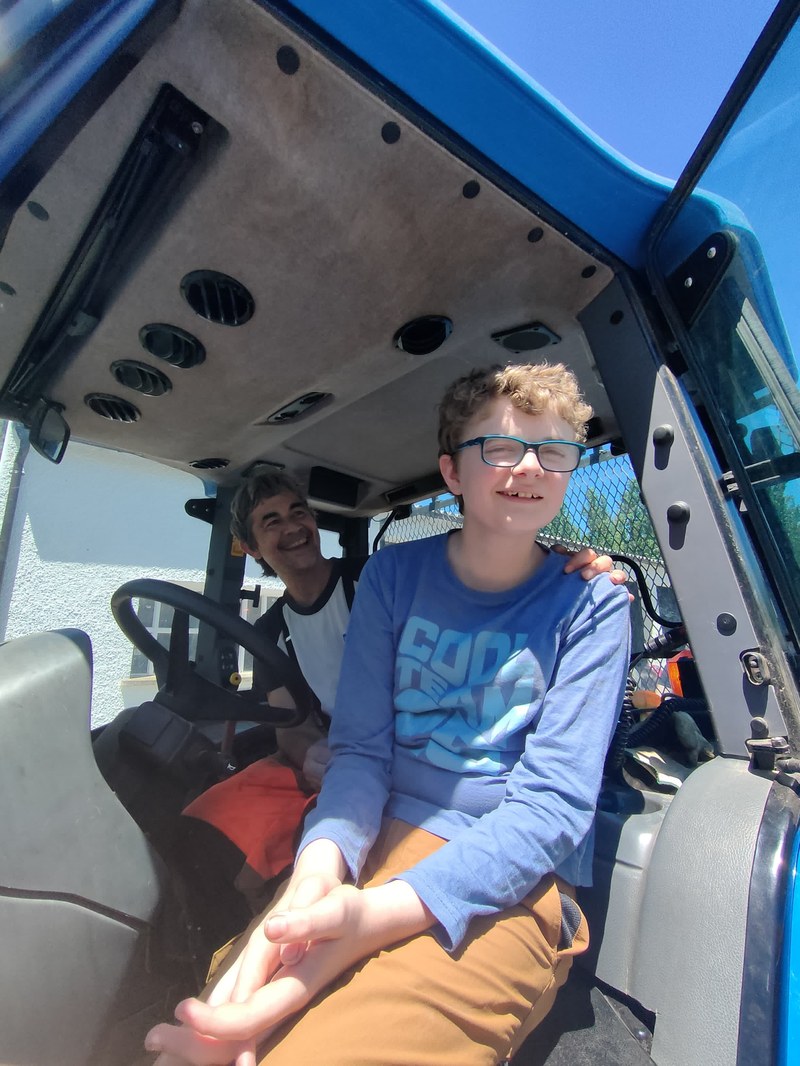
[0,0,617,512]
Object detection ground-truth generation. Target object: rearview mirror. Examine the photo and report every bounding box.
[28,400,70,464]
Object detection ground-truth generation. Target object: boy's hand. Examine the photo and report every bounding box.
[552,544,630,588]
[146,844,347,1065]
[145,881,432,1064]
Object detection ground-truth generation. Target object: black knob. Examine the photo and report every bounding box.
[653,424,674,446]
[749,716,769,739]
[667,502,690,524]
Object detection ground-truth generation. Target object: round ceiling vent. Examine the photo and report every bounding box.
[139,323,206,368]
[394,315,453,355]
[85,394,140,422]
[180,270,255,326]
[111,360,172,396]
[491,321,560,354]
[190,457,229,470]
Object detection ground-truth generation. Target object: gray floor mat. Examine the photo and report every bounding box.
[514,974,655,1066]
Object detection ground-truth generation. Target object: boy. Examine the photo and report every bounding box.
[148,363,631,1066]
[184,471,622,910]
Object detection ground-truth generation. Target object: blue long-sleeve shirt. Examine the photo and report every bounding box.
[299,534,631,949]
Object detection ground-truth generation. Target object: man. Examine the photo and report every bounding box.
[183,469,626,913]
[231,472,365,788]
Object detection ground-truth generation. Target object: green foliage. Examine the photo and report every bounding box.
[542,469,661,560]
[540,508,583,547]
[614,481,661,559]
[763,484,800,572]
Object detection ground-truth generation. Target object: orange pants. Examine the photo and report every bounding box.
[182,756,316,905]
[210,819,589,1066]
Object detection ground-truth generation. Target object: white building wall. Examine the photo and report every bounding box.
[0,426,212,725]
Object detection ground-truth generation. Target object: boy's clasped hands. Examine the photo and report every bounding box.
[147,840,431,1066]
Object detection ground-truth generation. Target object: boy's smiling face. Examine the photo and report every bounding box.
[439,396,576,536]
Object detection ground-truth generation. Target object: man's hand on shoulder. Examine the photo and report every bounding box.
[552,544,630,589]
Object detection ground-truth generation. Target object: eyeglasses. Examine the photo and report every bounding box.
[455,435,586,472]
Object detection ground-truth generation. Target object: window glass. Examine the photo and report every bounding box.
[652,17,800,643]
[129,594,201,677]
[0,438,211,726]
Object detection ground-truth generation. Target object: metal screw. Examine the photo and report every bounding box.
[706,246,717,259]
[191,121,204,135]
[684,276,693,288]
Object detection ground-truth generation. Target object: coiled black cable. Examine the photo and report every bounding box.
[604,676,637,775]
[626,696,709,748]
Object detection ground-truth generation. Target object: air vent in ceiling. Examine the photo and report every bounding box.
[139,324,206,368]
[264,392,331,424]
[180,270,255,326]
[111,360,172,396]
[190,457,229,470]
[394,316,452,355]
[85,394,140,422]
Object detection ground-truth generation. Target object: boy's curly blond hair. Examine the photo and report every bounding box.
[438,362,592,455]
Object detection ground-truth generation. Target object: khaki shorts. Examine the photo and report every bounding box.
[209,818,589,1066]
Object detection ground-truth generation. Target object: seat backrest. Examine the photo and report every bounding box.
[0,629,169,1066]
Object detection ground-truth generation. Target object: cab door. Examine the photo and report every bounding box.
[647,2,800,674]
[645,5,800,1063]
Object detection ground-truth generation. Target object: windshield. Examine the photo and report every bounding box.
[652,13,800,648]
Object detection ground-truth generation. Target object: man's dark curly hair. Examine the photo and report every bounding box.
[230,470,308,549]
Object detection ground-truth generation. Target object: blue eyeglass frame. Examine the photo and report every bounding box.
[454,435,587,471]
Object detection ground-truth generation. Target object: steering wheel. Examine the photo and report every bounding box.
[111,578,313,728]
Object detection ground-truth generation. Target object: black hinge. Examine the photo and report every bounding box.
[185,498,216,525]
[666,230,737,328]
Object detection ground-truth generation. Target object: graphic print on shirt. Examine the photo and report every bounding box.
[395,615,547,773]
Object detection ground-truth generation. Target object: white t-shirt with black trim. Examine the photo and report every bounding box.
[254,557,366,717]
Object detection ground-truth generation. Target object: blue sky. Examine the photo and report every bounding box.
[444,0,777,180]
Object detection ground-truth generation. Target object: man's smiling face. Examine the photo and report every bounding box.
[243,491,322,580]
